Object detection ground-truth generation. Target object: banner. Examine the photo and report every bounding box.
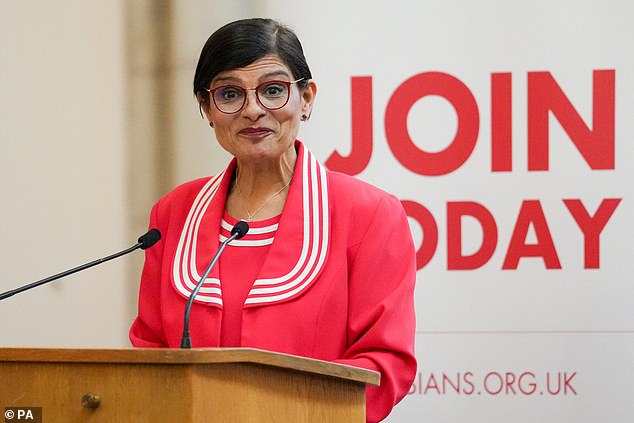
[272,1,634,421]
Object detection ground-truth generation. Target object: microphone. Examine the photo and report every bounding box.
[0,229,162,301]
[180,221,249,348]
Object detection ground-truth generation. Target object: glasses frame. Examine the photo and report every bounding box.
[205,78,305,115]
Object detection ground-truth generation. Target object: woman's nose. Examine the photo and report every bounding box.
[241,90,266,119]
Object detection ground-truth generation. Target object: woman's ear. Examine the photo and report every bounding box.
[300,80,317,120]
[196,92,213,124]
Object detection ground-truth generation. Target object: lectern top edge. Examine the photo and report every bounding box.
[0,347,380,386]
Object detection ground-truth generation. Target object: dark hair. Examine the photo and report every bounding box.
[193,18,312,104]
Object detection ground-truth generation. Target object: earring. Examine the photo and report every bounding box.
[209,121,214,128]
[301,114,308,121]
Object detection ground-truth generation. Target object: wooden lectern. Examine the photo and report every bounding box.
[0,347,379,422]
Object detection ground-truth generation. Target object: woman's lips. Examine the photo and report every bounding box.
[239,127,273,138]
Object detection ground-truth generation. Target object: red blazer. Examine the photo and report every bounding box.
[130,141,417,422]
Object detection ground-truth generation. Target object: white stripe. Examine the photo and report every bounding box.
[220,219,279,234]
[187,178,223,294]
[248,154,320,293]
[246,152,329,303]
[250,149,313,287]
[172,172,224,304]
[218,235,275,246]
[172,175,218,295]
[248,158,330,303]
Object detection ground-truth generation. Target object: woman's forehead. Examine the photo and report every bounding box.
[212,55,293,85]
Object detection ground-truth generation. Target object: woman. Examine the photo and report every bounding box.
[130,18,416,422]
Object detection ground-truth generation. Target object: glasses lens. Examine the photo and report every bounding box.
[257,81,290,110]
[213,86,245,113]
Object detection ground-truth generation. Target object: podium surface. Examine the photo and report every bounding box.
[0,347,379,422]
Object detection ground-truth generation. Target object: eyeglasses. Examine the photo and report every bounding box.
[205,79,304,114]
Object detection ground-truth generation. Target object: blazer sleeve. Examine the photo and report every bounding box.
[334,195,417,422]
[129,200,168,347]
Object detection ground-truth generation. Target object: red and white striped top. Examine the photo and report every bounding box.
[218,212,280,346]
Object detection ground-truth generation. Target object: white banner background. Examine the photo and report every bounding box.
[266,1,634,421]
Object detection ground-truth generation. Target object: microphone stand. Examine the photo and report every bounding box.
[180,222,248,348]
[0,229,161,301]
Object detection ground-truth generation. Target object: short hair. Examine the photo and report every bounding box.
[193,18,312,104]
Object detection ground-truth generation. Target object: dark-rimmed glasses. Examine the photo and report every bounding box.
[205,79,304,114]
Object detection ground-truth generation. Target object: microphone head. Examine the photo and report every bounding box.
[231,221,249,239]
[138,228,162,249]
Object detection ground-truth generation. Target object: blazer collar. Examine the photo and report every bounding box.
[171,141,331,308]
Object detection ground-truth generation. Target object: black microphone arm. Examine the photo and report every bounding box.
[180,221,249,348]
[0,229,161,301]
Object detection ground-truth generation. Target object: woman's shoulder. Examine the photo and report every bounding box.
[325,170,405,227]
[325,170,409,247]
[326,170,400,207]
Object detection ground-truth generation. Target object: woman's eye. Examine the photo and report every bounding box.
[261,83,286,97]
[218,87,243,101]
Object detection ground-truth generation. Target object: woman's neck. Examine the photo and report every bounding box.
[227,146,297,221]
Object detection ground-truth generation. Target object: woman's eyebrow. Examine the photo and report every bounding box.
[259,70,291,80]
[211,75,240,84]
[212,70,292,86]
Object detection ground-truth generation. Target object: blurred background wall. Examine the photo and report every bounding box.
[1,1,130,347]
[0,0,257,348]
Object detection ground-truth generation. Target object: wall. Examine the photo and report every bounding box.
[0,1,129,347]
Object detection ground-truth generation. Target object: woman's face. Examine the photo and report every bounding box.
[202,55,316,165]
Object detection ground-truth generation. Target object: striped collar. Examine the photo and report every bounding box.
[219,214,279,247]
[171,141,330,308]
